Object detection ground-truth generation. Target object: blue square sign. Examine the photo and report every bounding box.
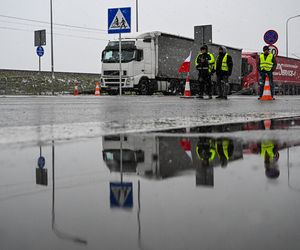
[110,182,133,208]
[108,7,131,34]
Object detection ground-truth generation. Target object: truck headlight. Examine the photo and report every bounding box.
[126,77,134,85]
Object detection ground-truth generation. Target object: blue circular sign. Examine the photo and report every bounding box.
[36,46,44,57]
[38,156,45,169]
[264,30,278,45]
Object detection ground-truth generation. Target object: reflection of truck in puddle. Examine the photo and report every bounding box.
[102,134,243,179]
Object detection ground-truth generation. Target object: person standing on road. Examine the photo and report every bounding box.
[258,46,277,100]
[215,46,233,100]
[194,45,215,99]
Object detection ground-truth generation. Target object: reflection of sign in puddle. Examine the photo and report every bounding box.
[110,182,133,208]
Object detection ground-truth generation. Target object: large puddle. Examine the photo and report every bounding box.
[1,117,300,250]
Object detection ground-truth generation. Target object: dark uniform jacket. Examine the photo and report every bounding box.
[215,53,233,76]
[196,53,213,77]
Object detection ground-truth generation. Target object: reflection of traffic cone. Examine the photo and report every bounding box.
[181,76,193,98]
[180,138,192,161]
[74,83,79,96]
[260,75,273,101]
[264,119,271,130]
[95,82,101,96]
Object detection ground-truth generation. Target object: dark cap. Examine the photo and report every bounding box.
[201,45,208,50]
[265,167,280,179]
[263,45,270,51]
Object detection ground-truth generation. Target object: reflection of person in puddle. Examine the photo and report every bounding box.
[216,138,234,168]
[258,140,280,179]
[196,137,216,167]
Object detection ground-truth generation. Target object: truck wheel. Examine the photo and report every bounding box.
[138,78,150,95]
[167,79,181,95]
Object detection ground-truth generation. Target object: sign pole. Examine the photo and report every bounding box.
[50,0,55,95]
[39,56,41,72]
[120,134,123,184]
[119,33,122,96]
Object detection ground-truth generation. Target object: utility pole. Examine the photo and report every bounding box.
[50,0,55,94]
[286,14,300,57]
[136,0,138,32]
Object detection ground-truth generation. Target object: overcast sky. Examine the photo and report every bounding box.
[0,0,299,73]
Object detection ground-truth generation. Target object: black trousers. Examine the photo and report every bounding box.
[198,73,212,96]
[216,75,229,97]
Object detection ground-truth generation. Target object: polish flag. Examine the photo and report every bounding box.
[180,138,192,161]
[178,51,192,73]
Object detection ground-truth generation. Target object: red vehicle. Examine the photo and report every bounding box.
[242,52,300,95]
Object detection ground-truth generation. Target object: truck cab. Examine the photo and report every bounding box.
[241,53,259,94]
[100,37,155,95]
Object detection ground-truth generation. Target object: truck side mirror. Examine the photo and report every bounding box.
[248,64,253,73]
[136,50,143,61]
[143,38,151,43]
[135,150,144,163]
[101,51,105,62]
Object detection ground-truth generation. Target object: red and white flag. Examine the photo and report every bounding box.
[178,51,192,73]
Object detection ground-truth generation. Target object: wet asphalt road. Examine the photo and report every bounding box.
[0,95,300,145]
[1,96,300,250]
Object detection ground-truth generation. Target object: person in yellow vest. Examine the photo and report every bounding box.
[258,46,277,100]
[196,137,216,167]
[194,45,215,99]
[258,140,280,179]
[216,138,234,168]
[215,46,233,100]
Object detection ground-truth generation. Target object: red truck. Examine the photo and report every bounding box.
[242,52,300,95]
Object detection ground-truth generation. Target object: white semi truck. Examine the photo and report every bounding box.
[100,25,243,95]
[100,31,194,95]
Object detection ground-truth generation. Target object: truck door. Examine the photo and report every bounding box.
[142,40,153,77]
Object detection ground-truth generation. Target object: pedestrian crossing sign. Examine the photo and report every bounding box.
[108,7,131,34]
[110,182,133,208]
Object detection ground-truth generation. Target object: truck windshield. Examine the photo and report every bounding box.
[103,149,136,163]
[102,50,135,63]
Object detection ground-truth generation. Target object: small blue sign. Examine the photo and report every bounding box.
[110,182,133,208]
[36,46,44,57]
[264,30,278,45]
[108,7,131,34]
[37,156,45,169]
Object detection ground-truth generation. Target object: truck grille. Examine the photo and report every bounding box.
[103,70,127,76]
[104,78,125,83]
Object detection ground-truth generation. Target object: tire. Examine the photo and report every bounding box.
[138,78,150,95]
[167,79,180,95]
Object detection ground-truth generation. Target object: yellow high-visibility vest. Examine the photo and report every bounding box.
[195,52,215,73]
[261,141,275,159]
[260,53,274,72]
[196,140,216,162]
[215,53,229,71]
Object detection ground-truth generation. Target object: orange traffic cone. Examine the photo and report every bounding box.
[95,82,101,96]
[180,76,193,98]
[264,119,271,130]
[74,83,79,96]
[260,75,273,101]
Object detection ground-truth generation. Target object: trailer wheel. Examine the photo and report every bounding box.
[138,78,151,95]
[167,79,181,95]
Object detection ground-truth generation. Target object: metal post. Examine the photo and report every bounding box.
[119,33,122,96]
[120,134,123,183]
[52,140,55,227]
[50,0,55,94]
[286,15,300,57]
[136,0,138,33]
[39,56,41,72]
